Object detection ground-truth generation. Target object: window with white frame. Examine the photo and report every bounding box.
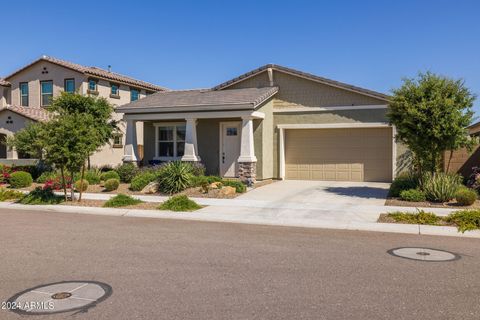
[155,124,186,159]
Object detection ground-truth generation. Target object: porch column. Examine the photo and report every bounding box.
[181,118,200,162]
[237,116,257,184]
[7,147,18,160]
[123,119,138,164]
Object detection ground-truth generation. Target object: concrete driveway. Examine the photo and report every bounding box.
[238,180,390,206]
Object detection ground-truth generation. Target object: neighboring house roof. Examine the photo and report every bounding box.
[212,64,390,101]
[468,121,480,135]
[0,105,51,122]
[4,55,167,92]
[117,87,279,112]
[0,78,10,86]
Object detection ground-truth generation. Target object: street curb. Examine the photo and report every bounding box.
[0,202,479,238]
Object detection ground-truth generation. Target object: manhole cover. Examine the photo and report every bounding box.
[6,281,112,315]
[387,247,460,262]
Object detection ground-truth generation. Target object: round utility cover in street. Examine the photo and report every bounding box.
[387,247,460,262]
[7,281,112,315]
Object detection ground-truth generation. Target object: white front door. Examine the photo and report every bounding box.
[220,122,241,177]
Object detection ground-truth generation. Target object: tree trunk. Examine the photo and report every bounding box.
[60,166,67,201]
[88,156,91,170]
[78,163,86,202]
[446,150,454,173]
[70,169,76,201]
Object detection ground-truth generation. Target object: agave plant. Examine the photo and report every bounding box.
[158,161,194,195]
[420,172,463,202]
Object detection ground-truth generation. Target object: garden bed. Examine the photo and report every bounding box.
[385,198,480,209]
[61,199,160,210]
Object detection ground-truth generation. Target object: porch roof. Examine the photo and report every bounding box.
[116,87,278,114]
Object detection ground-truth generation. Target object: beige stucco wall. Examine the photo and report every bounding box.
[227,70,387,107]
[0,110,33,135]
[5,60,155,167]
[0,85,10,107]
[8,61,84,107]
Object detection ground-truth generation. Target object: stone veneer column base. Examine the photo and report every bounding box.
[238,162,257,183]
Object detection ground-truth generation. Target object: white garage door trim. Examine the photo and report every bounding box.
[278,122,397,181]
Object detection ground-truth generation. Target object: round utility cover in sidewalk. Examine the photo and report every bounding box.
[7,281,112,315]
[387,247,460,262]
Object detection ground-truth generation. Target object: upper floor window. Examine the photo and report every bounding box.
[64,78,75,93]
[19,82,29,107]
[88,79,97,92]
[111,84,119,96]
[130,88,139,102]
[40,81,53,106]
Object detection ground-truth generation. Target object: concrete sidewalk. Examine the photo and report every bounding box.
[1,197,479,239]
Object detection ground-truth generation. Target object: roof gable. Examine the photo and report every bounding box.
[213,64,389,102]
[4,56,167,92]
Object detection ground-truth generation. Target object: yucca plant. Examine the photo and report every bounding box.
[158,161,194,194]
[420,172,463,202]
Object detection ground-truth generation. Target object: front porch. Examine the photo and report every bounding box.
[122,111,264,182]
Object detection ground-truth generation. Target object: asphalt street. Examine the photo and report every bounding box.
[0,208,479,320]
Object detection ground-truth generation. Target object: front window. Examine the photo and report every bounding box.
[19,82,29,106]
[156,124,186,159]
[64,78,75,93]
[88,79,97,91]
[111,84,119,96]
[113,133,123,147]
[40,81,53,106]
[130,89,139,101]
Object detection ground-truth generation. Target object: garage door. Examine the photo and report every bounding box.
[285,128,392,182]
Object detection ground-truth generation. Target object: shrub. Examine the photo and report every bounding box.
[388,210,441,225]
[36,171,58,183]
[455,187,477,206]
[75,169,102,185]
[388,172,418,197]
[399,189,426,202]
[9,171,33,188]
[19,187,64,205]
[130,171,158,191]
[158,195,201,212]
[446,209,480,233]
[0,188,25,201]
[103,194,142,207]
[222,180,247,193]
[115,163,139,183]
[157,161,194,194]
[44,176,72,190]
[190,162,206,176]
[74,179,89,192]
[420,172,462,202]
[104,178,120,191]
[100,170,120,182]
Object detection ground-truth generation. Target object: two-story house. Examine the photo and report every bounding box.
[0,56,167,166]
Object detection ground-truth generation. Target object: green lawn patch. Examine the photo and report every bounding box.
[19,187,64,205]
[158,195,201,212]
[103,194,142,208]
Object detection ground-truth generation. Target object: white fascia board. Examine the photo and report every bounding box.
[277,122,390,129]
[273,105,388,113]
[124,110,265,121]
[116,103,253,114]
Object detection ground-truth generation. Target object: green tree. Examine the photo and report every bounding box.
[387,72,476,174]
[9,93,116,201]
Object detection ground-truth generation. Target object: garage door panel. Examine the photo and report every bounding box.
[285,128,392,182]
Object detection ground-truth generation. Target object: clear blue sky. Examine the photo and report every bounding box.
[1,0,479,115]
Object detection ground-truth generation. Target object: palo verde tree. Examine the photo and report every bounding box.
[387,72,476,175]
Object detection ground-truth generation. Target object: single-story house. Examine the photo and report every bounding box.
[117,64,409,182]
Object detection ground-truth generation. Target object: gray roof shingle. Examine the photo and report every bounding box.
[117,87,278,111]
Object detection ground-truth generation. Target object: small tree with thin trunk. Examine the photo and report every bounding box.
[387,72,477,175]
[9,93,115,201]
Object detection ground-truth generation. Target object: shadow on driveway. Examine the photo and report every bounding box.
[323,186,389,199]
